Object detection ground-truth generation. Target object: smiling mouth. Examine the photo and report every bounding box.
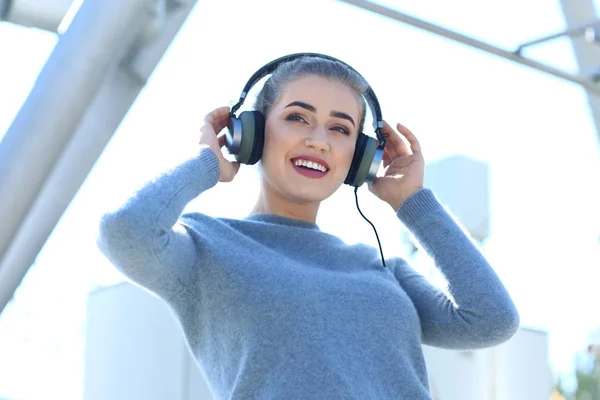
[290,159,329,179]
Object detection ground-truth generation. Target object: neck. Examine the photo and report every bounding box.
[250,181,321,224]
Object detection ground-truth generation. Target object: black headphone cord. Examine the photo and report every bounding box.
[354,187,386,269]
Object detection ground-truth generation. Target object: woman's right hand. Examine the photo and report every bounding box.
[199,106,241,182]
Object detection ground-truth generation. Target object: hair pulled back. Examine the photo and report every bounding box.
[253,56,370,134]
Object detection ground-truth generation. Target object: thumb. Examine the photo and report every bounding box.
[232,161,241,175]
[366,178,378,195]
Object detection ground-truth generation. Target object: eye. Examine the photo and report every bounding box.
[331,125,350,135]
[286,113,307,124]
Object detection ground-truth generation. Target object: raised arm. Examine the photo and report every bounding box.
[393,188,519,349]
[369,121,518,349]
[97,106,239,301]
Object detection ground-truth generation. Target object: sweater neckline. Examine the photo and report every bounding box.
[244,213,320,231]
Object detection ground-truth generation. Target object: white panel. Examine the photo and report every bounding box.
[424,155,490,241]
[423,347,489,400]
[494,328,553,400]
[423,327,551,400]
[84,283,187,400]
[84,282,214,400]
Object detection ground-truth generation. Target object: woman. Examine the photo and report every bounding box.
[97,55,519,399]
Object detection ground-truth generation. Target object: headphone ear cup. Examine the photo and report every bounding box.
[233,111,265,165]
[345,134,368,186]
[246,111,265,165]
[344,134,379,187]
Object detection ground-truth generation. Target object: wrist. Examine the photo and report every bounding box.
[390,187,423,211]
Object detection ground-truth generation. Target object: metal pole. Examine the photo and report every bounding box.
[336,0,600,96]
[515,19,600,54]
[0,0,75,33]
[0,0,155,308]
[559,0,600,146]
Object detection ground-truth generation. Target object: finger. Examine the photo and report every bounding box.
[204,106,230,121]
[388,154,419,169]
[382,146,393,168]
[396,123,422,154]
[383,120,411,158]
[204,106,231,131]
[380,121,399,160]
[199,122,215,137]
[217,131,228,148]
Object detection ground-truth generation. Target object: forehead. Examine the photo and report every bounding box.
[276,75,362,117]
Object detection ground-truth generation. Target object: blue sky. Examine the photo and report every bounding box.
[1,0,600,398]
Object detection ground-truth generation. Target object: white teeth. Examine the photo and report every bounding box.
[294,159,327,172]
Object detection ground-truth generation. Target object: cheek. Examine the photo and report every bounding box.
[261,120,291,167]
[335,139,357,171]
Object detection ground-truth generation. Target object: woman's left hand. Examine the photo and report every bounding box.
[368,121,425,211]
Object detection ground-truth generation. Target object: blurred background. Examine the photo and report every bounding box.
[0,0,599,399]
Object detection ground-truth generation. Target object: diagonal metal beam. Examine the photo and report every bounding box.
[0,0,200,314]
[337,0,600,96]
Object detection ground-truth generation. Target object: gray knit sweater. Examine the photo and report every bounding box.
[97,146,519,399]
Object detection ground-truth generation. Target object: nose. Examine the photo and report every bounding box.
[304,125,330,153]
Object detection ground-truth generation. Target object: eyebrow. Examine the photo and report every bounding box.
[284,101,355,127]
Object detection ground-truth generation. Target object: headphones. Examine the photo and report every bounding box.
[225,53,386,187]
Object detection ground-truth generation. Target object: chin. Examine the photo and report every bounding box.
[266,175,341,205]
[286,184,337,204]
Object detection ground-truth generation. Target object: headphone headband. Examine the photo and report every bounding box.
[230,52,386,150]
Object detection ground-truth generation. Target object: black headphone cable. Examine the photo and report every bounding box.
[354,187,386,269]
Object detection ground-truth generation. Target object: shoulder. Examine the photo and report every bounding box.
[180,211,218,227]
[179,212,241,237]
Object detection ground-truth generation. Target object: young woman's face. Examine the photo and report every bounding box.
[259,75,362,204]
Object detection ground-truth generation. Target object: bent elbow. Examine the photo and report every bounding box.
[97,209,152,263]
[478,307,521,347]
[501,306,521,340]
[98,210,132,248]
[422,306,520,350]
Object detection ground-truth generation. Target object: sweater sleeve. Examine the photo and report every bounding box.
[96,146,220,301]
[392,188,520,349]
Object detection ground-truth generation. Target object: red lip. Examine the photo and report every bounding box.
[290,154,330,170]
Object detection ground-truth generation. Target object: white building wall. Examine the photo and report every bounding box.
[423,347,490,399]
[83,283,212,400]
[423,327,553,399]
